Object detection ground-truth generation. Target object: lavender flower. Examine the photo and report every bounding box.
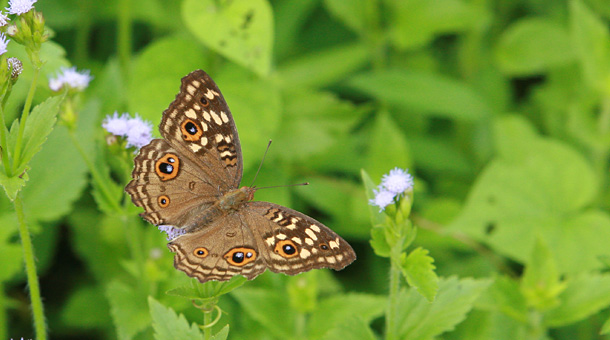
[0,12,10,26]
[0,33,9,56]
[369,167,414,212]
[7,57,22,78]
[102,112,153,150]
[158,225,186,241]
[49,66,92,92]
[6,0,36,15]
[369,188,396,212]
[381,167,414,195]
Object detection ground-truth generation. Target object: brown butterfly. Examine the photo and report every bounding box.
[125,70,356,283]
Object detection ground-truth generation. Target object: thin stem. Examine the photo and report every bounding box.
[0,104,11,174]
[67,130,122,213]
[14,192,47,340]
[0,284,7,340]
[12,66,40,173]
[203,307,212,340]
[385,242,402,340]
[117,0,132,80]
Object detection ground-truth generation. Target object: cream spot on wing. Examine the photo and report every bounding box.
[286,223,297,230]
[174,130,182,139]
[193,103,201,111]
[170,109,178,118]
[210,111,223,125]
[305,229,318,241]
[185,94,192,101]
[329,240,339,249]
[220,150,233,157]
[224,135,231,143]
[192,80,201,87]
[317,257,325,262]
[291,237,302,245]
[337,254,344,261]
[185,109,197,119]
[203,111,211,121]
[221,111,229,123]
[275,264,289,271]
[273,213,283,223]
[205,89,215,99]
[187,85,196,95]
[305,238,314,245]
[265,237,275,246]
[300,248,311,259]
[326,256,336,264]
[190,144,202,152]
[215,134,224,143]
[201,137,208,146]
[276,233,287,240]
[201,122,208,131]
[310,224,321,233]
[311,248,318,254]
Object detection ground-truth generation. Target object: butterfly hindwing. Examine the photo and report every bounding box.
[167,213,266,283]
[243,201,356,275]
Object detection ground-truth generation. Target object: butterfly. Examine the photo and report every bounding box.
[125,70,356,283]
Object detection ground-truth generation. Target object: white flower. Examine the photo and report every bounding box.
[158,225,186,241]
[6,0,36,15]
[0,33,9,56]
[0,12,10,26]
[7,57,22,78]
[125,114,153,149]
[381,167,414,194]
[102,112,130,136]
[369,188,396,212]
[48,66,92,92]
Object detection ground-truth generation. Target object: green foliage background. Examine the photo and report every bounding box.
[2,0,610,339]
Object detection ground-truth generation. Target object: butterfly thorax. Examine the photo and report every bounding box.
[218,186,255,211]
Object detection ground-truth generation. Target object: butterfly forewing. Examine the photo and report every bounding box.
[159,70,243,191]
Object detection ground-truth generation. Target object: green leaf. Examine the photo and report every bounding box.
[61,286,112,328]
[182,0,273,76]
[0,214,22,281]
[361,169,386,228]
[278,42,369,88]
[365,112,411,182]
[0,170,26,201]
[369,226,391,257]
[544,273,610,327]
[450,116,607,274]
[391,277,491,340]
[166,276,247,301]
[348,70,492,121]
[232,287,295,338]
[401,247,439,302]
[520,238,566,310]
[211,325,229,340]
[570,0,610,91]
[602,315,610,335]
[14,95,64,174]
[106,280,151,340]
[128,36,208,128]
[149,297,204,340]
[386,0,487,50]
[287,272,318,313]
[319,316,377,340]
[495,18,575,75]
[477,275,528,323]
[323,0,368,34]
[308,293,386,339]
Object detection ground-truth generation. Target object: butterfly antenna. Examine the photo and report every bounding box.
[250,139,273,187]
[256,182,310,190]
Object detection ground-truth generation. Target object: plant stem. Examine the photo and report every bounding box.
[0,104,11,175]
[67,130,122,213]
[385,243,402,340]
[0,284,7,340]
[203,307,212,340]
[14,192,46,340]
[12,66,40,174]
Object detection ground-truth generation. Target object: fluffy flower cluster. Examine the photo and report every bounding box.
[102,112,154,150]
[0,33,9,56]
[369,167,414,211]
[48,66,92,92]
[6,0,36,15]
[158,225,186,241]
